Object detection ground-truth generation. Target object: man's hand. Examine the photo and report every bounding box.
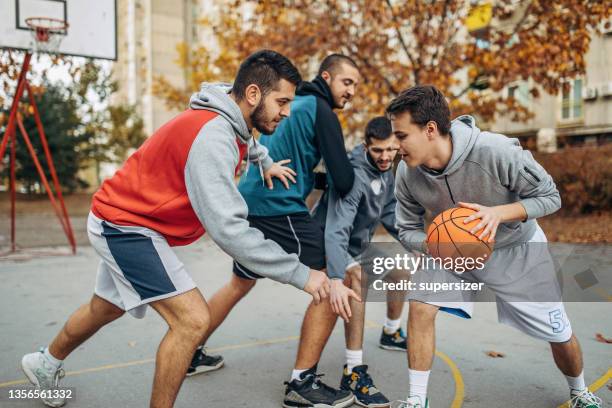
[330,279,361,323]
[459,201,528,243]
[304,269,331,305]
[458,202,503,243]
[264,159,297,189]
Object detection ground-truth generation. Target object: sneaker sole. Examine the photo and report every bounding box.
[354,398,391,408]
[378,344,406,352]
[282,394,355,408]
[185,360,224,377]
[20,358,66,408]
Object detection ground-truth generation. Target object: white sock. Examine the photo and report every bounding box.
[384,317,401,334]
[408,369,430,402]
[42,347,62,370]
[345,349,363,372]
[291,368,308,382]
[566,371,587,394]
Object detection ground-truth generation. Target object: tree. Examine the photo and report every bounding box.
[74,61,147,184]
[1,83,90,193]
[1,57,147,191]
[154,0,610,136]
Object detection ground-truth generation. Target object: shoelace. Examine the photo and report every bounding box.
[37,348,63,382]
[570,390,602,408]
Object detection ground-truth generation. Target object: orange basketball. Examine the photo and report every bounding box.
[426,207,493,266]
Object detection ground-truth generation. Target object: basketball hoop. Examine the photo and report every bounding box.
[25,17,68,54]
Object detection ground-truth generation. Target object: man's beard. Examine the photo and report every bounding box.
[251,101,274,135]
[334,94,351,109]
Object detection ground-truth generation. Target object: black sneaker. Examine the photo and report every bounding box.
[379,328,407,351]
[186,346,224,377]
[283,366,355,408]
[340,365,390,407]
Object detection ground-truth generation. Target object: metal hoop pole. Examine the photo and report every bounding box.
[0,53,32,163]
[25,82,77,253]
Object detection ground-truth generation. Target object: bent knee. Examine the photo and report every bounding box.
[173,313,210,338]
[409,301,439,321]
[91,295,125,321]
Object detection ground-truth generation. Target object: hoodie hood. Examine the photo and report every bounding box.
[349,144,384,177]
[297,75,335,108]
[189,82,251,144]
[420,115,479,177]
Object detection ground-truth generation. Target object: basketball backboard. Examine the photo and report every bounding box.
[0,0,117,60]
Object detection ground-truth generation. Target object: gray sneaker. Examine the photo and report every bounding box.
[21,349,66,407]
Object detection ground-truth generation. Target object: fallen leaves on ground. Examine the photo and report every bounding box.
[595,333,612,344]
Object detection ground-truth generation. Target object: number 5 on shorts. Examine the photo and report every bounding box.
[549,309,566,333]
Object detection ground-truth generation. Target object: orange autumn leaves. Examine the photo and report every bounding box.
[152,0,610,136]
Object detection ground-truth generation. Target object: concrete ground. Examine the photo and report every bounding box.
[0,239,610,408]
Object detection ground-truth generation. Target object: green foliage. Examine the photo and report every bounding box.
[1,83,90,193]
[1,59,147,192]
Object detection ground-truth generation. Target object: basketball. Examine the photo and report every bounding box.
[426,207,493,264]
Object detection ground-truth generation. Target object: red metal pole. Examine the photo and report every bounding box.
[10,125,17,252]
[16,115,74,250]
[0,53,31,164]
[25,82,77,253]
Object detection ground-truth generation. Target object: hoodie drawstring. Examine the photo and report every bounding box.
[249,138,266,187]
[444,175,456,204]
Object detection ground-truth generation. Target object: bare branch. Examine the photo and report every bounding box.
[384,0,420,84]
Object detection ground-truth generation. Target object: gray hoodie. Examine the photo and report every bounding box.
[185,83,310,289]
[395,115,561,252]
[312,144,399,280]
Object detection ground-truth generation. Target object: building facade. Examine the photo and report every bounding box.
[490,28,612,147]
[112,0,204,135]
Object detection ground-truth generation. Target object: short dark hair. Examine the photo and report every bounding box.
[365,116,392,144]
[317,53,358,76]
[386,85,451,135]
[233,50,302,101]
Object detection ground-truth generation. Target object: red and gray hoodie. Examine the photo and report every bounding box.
[92,83,310,289]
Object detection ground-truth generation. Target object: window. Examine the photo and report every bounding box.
[560,79,583,121]
[507,81,530,107]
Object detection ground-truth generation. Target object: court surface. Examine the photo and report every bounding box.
[0,238,610,407]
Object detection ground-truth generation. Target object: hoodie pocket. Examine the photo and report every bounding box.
[499,221,520,232]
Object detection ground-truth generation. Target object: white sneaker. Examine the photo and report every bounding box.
[21,349,66,407]
[570,389,602,408]
[391,396,429,408]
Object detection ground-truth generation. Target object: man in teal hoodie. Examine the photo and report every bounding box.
[388,85,601,408]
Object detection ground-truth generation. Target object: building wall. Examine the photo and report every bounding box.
[112,0,201,135]
[490,33,612,143]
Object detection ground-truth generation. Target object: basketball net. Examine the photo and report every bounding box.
[25,17,68,54]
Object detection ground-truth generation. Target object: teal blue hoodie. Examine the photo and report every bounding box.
[239,76,354,216]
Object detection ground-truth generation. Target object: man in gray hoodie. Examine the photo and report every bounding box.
[387,85,601,408]
[311,116,410,407]
[20,50,331,408]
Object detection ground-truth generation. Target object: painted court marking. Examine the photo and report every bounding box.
[0,324,466,406]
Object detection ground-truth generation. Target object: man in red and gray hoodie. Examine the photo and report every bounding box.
[20,50,330,408]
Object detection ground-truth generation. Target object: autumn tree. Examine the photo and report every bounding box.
[154,0,610,138]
